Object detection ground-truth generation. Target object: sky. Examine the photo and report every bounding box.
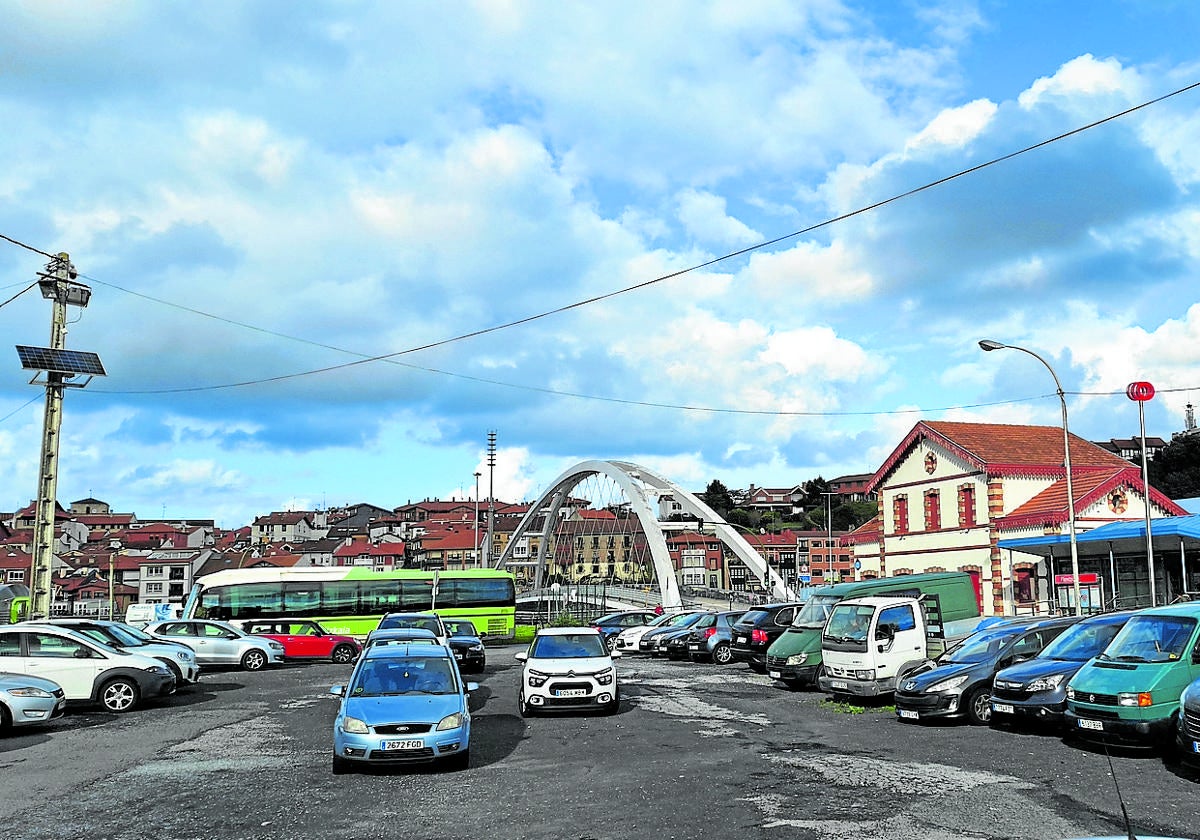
[1,1,1199,530]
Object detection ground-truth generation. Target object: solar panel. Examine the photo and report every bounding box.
[15,345,107,376]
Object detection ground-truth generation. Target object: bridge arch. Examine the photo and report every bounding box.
[495,460,797,608]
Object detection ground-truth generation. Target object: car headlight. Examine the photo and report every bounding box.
[596,667,616,686]
[527,668,549,688]
[1065,686,1076,701]
[928,674,969,693]
[341,716,369,734]
[1026,674,1065,693]
[1118,691,1152,707]
[437,712,466,731]
[146,665,171,675]
[785,653,808,666]
[175,651,193,661]
[855,669,876,681]
[8,686,53,698]
[469,644,484,652]
[268,642,285,651]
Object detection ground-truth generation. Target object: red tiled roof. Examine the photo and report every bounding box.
[996,467,1188,530]
[869,421,1132,492]
[843,516,881,545]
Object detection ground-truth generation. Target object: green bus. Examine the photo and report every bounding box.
[183,567,517,640]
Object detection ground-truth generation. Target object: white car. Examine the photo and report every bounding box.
[515,627,619,716]
[612,612,676,653]
[26,619,200,687]
[0,625,175,713]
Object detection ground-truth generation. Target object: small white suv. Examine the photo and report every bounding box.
[516,627,619,716]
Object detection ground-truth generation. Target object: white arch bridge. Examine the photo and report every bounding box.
[494,460,797,608]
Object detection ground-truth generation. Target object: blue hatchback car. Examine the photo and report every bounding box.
[330,644,478,773]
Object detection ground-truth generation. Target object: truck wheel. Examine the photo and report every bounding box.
[965,686,992,725]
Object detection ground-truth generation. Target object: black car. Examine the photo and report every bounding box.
[589,610,660,651]
[443,619,486,673]
[638,611,710,654]
[729,602,803,673]
[1177,674,1200,767]
[990,611,1132,728]
[895,615,1079,725]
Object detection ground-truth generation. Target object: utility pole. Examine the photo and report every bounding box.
[474,471,482,568]
[485,431,497,567]
[18,254,105,620]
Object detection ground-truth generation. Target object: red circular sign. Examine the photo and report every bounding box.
[1126,381,1155,402]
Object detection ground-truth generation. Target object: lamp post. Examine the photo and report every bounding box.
[473,471,482,568]
[980,340,1081,616]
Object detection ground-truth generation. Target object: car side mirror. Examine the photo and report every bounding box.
[465,682,479,693]
[225,633,239,640]
[329,685,345,697]
[514,651,528,662]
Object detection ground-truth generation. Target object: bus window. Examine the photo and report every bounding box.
[323,581,360,617]
[450,577,517,608]
[360,580,401,613]
[229,583,283,619]
[283,584,320,615]
[400,579,434,610]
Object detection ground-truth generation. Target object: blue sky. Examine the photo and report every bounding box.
[1,1,1199,529]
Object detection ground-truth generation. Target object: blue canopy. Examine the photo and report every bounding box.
[998,514,1200,559]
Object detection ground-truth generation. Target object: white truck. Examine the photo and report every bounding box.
[817,594,981,698]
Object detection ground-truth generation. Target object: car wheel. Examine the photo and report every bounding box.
[241,649,268,671]
[711,642,733,665]
[100,677,140,713]
[0,703,11,730]
[519,692,533,718]
[331,644,357,664]
[604,634,618,652]
[965,686,992,725]
[332,753,350,775]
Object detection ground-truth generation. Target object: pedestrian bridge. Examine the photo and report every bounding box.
[496,460,797,609]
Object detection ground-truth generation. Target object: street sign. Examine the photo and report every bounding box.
[1054,573,1099,585]
[799,575,812,584]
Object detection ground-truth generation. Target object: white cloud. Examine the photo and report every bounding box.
[1018,54,1140,109]
[740,240,874,302]
[907,99,997,151]
[676,189,761,247]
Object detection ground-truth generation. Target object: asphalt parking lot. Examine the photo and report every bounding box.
[2,647,1198,840]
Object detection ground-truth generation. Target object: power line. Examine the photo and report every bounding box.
[0,281,37,311]
[3,79,1199,414]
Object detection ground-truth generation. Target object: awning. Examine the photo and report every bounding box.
[998,514,1200,559]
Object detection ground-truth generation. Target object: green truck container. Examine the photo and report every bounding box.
[1064,601,1200,747]
[764,572,982,689]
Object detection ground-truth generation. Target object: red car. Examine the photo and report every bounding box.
[242,620,360,664]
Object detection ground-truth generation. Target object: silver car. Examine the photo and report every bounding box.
[1,671,67,730]
[145,619,284,671]
[25,619,201,687]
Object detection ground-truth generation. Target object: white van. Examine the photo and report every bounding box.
[125,603,182,628]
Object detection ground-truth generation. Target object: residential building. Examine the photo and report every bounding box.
[250,511,324,545]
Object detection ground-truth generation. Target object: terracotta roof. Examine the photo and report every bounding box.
[843,516,881,545]
[253,511,312,526]
[996,466,1188,530]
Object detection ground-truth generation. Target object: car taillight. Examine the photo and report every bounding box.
[704,627,717,639]
[751,629,769,644]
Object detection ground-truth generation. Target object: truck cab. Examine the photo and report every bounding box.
[818,596,936,698]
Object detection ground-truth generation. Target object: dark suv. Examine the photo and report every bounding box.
[730,602,803,673]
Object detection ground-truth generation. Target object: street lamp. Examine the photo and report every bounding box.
[473,472,482,568]
[980,339,1081,616]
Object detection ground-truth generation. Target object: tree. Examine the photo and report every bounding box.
[1148,434,1200,500]
[700,480,735,515]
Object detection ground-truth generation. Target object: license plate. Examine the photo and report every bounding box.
[454,653,463,659]
[831,680,848,690]
[555,688,587,697]
[735,635,747,643]
[688,644,700,650]
[1077,718,1104,731]
[768,670,781,679]
[382,739,423,750]
[898,709,919,720]
[992,703,1014,714]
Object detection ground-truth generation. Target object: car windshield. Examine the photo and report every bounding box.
[823,604,875,642]
[444,620,478,637]
[1039,619,1127,662]
[941,628,1018,664]
[351,657,458,696]
[792,595,839,628]
[530,633,608,659]
[737,610,770,627]
[1098,614,1197,664]
[112,623,157,644]
[378,615,442,634]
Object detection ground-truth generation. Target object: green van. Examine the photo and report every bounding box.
[764,572,982,688]
[1064,601,1200,747]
